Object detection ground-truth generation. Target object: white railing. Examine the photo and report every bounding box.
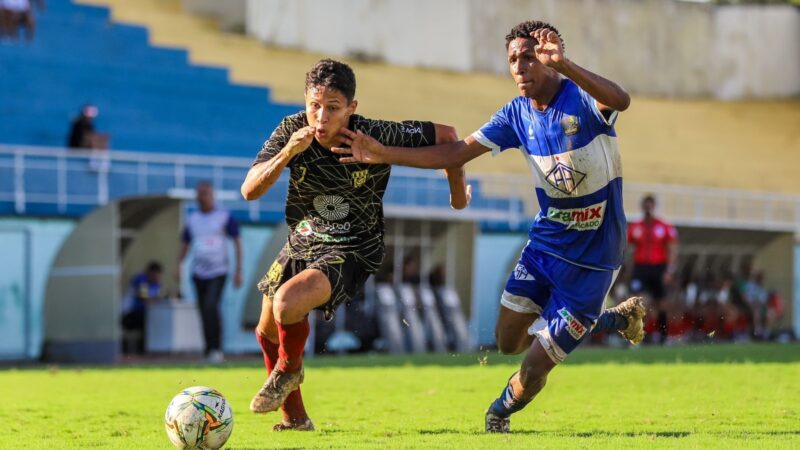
[2,144,798,232]
[0,144,523,223]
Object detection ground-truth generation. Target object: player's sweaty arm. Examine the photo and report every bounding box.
[434,123,472,209]
[333,130,490,171]
[241,126,315,201]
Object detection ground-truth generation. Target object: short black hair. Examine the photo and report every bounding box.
[642,194,656,205]
[146,261,163,273]
[305,58,357,102]
[505,20,563,49]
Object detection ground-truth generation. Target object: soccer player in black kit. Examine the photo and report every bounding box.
[240,59,470,431]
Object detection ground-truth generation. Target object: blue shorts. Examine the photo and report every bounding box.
[501,244,619,363]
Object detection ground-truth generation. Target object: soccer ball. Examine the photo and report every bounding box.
[164,386,234,449]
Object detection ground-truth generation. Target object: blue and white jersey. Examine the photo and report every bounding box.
[472,79,625,270]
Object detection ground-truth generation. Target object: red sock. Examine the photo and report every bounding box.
[276,317,310,373]
[256,331,308,421]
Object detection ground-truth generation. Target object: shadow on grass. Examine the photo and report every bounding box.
[3,343,799,371]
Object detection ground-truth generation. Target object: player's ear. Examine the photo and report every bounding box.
[347,99,358,115]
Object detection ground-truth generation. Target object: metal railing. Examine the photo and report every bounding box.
[1,144,798,233]
[0,145,524,223]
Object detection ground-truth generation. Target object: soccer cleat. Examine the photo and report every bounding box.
[272,417,315,432]
[608,296,646,345]
[485,410,510,433]
[249,367,305,413]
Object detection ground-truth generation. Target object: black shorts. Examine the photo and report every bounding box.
[630,263,667,300]
[257,244,371,320]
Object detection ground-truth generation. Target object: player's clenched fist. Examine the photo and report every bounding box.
[285,126,316,156]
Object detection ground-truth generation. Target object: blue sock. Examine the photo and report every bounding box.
[488,381,530,418]
[593,310,628,334]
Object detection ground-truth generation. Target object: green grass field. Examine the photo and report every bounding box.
[3,344,800,449]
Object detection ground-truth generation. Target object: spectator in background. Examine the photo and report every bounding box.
[121,261,164,354]
[177,181,242,363]
[68,104,101,148]
[67,104,111,171]
[627,194,678,344]
[0,0,42,42]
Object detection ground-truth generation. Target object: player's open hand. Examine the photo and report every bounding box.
[286,126,316,157]
[532,28,565,69]
[331,128,387,164]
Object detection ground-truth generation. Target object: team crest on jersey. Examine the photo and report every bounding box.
[558,307,587,339]
[352,169,368,188]
[545,162,586,195]
[561,115,580,136]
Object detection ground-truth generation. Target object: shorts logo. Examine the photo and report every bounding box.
[513,264,535,281]
[558,307,587,340]
[296,220,313,236]
[327,255,345,265]
[313,195,350,221]
[352,169,368,188]
[267,261,283,283]
[545,162,586,195]
[546,201,606,231]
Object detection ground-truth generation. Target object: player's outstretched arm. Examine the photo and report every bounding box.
[434,124,472,209]
[241,126,315,200]
[532,29,630,113]
[333,129,490,170]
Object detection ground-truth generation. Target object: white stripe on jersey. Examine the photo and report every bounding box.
[520,133,622,199]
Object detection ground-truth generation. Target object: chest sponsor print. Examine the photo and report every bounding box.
[546,201,606,231]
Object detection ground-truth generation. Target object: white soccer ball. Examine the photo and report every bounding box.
[164,386,234,449]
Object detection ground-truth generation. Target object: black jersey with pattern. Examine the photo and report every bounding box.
[252,112,436,272]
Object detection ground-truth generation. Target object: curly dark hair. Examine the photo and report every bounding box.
[305,58,357,102]
[505,20,564,49]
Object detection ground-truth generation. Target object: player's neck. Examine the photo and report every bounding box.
[528,77,562,112]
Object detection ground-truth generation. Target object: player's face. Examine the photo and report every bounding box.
[507,37,551,98]
[305,85,357,148]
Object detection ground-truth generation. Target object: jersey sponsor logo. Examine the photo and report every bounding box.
[312,217,352,234]
[546,201,606,231]
[558,307,587,339]
[513,264,535,281]
[313,195,350,221]
[561,115,580,136]
[352,169,368,188]
[545,162,586,195]
[296,220,313,236]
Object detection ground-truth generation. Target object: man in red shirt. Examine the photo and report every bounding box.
[627,194,678,343]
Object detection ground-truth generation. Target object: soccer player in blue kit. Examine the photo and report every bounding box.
[334,20,645,433]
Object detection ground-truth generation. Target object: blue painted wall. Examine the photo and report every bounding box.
[470,232,528,347]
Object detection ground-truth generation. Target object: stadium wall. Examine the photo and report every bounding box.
[245,0,800,99]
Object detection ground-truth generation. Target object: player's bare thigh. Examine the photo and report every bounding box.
[495,305,538,355]
[272,268,332,324]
